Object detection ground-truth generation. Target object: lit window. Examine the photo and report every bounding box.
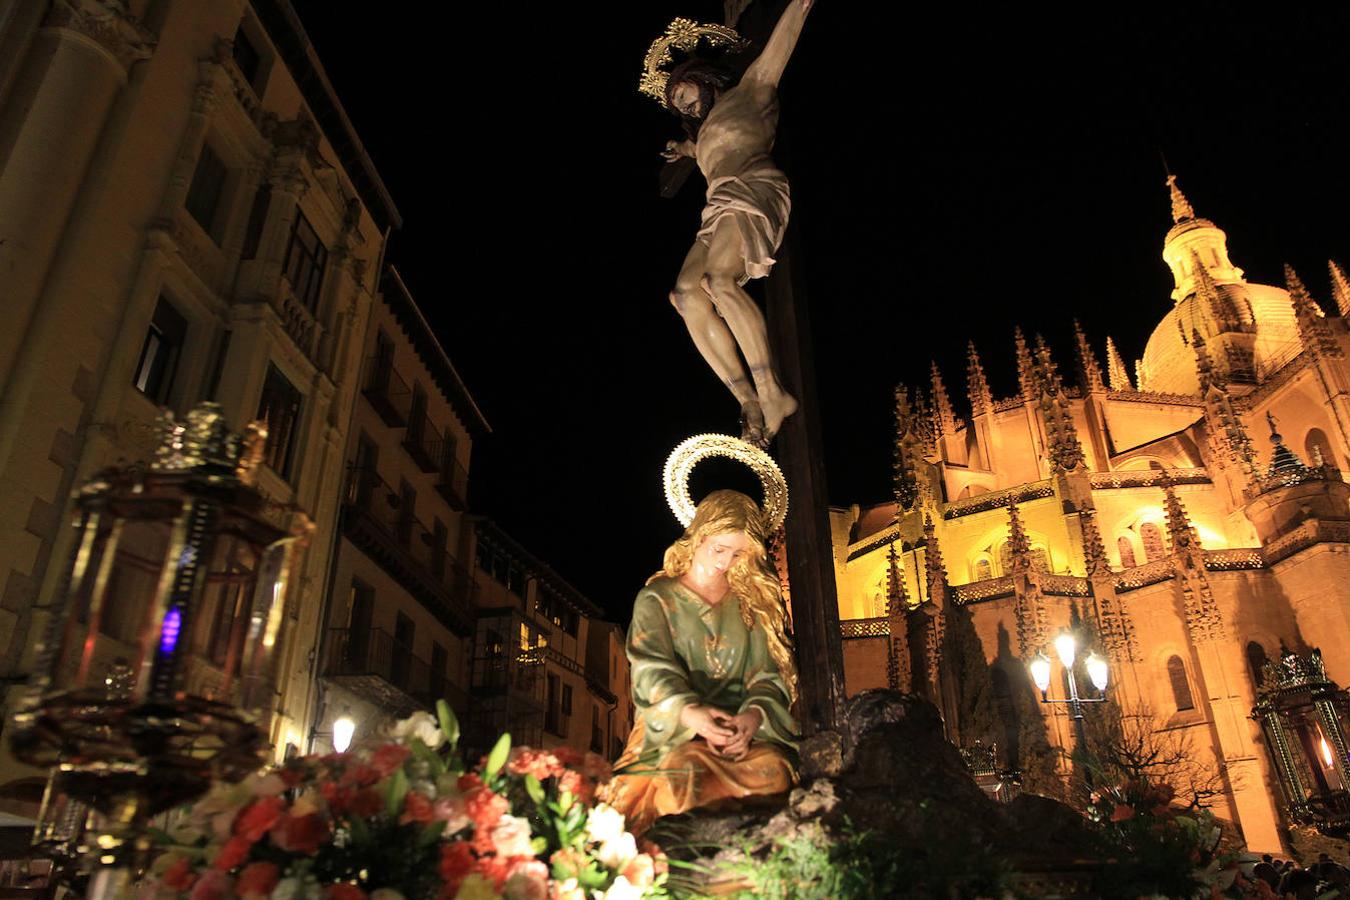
[973,558,992,580]
[133,298,188,404]
[257,364,303,479]
[519,622,530,652]
[1117,536,1137,569]
[1167,655,1195,711]
[1141,523,1165,562]
[283,210,328,311]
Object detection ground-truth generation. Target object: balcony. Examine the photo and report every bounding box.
[343,468,476,635]
[403,415,442,473]
[362,356,412,427]
[436,447,469,512]
[322,628,467,719]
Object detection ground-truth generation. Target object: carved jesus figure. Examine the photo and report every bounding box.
[659,0,813,445]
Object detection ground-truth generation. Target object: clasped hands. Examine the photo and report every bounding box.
[679,703,763,761]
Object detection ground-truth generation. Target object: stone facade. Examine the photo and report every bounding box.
[832,177,1350,854]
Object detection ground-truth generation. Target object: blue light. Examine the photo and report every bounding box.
[159,606,183,655]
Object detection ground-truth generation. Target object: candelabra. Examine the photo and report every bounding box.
[7,403,311,897]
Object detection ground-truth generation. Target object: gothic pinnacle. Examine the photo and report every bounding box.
[1105,336,1133,390]
[1014,326,1035,402]
[922,514,949,604]
[1160,474,1201,552]
[1005,496,1031,557]
[885,541,909,617]
[966,341,993,417]
[1079,506,1109,578]
[930,361,956,437]
[1167,173,1195,223]
[1191,329,1222,390]
[1330,259,1350,318]
[1074,320,1104,391]
[1286,263,1343,359]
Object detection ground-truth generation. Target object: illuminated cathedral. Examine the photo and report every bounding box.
[830,176,1350,854]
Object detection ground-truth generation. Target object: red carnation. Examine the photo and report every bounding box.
[464,786,508,831]
[349,788,384,818]
[213,835,252,872]
[1111,803,1136,823]
[236,862,281,899]
[161,856,197,892]
[440,841,475,891]
[507,748,562,781]
[339,763,380,787]
[401,791,435,825]
[370,744,411,778]
[557,769,594,805]
[475,853,513,890]
[234,796,285,842]
[271,812,330,854]
[457,772,483,792]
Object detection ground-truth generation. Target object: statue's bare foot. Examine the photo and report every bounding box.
[761,391,799,443]
[740,401,767,448]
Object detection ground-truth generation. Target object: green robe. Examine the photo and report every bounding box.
[627,576,799,765]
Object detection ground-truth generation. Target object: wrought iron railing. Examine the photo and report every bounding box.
[840,617,889,639]
[323,628,466,716]
[362,355,412,426]
[943,480,1055,520]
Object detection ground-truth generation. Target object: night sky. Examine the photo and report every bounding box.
[289,2,1350,621]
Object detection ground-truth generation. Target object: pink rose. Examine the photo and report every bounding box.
[489,815,534,858]
[503,858,549,900]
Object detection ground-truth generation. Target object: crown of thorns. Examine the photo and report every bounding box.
[639,18,746,106]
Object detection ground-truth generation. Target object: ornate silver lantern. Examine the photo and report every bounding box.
[7,403,311,894]
[1253,648,1350,834]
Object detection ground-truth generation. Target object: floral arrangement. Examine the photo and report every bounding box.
[145,702,666,900]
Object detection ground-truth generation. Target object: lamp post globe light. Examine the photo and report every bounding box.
[1029,631,1110,786]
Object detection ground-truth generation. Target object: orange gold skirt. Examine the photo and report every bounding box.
[604,716,795,837]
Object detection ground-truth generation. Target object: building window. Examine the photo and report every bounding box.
[1167,655,1195,712]
[257,364,303,479]
[283,209,328,312]
[1306,428,1335,468]
[1117,536,1137,569]
[973,558,993,581]
[231,25,263,90]
[185,143,228,238]
[562,684,573,717]
[133,298,188,405]
[1141,522,1165,563]
[240,185,271,260]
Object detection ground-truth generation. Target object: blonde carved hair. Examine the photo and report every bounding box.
[648,489,798,707]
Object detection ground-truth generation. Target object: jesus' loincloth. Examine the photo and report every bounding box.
[695,163,791,283]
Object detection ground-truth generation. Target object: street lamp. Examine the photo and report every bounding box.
[333,716,356,753]
[1030,631,1110,785]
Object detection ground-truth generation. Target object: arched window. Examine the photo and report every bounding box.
[973,558,993,581]
[1030,547,1050,572]
[998,543,1011,575]
[1246,641,1269,689]
[1306,428,1335,469]
[1167,655,1195,711]
[1141,523,1165,562]
[1117,536,1137,569]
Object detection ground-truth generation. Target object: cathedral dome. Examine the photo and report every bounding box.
[1138,282,1301,395]
[1135,176,1302,395]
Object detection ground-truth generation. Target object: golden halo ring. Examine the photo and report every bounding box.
[663,433,788,531]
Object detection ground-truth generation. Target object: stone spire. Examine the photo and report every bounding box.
[1005,495,1031,558]
[1105,336,1133,391]
[1330,259,1350,318]
[1168,173,1195,223]
[966,341,992,417]
[1080,506,1137,661]
[1006,498,1048,657]
[1286,264,1344,360]
[893,384,920,513]
[1264,412,1308,479]
[1033,336,1086,472]
[922,515,949,609]
[1073,320,1104,392]
[885,541,912,692]
[885,541,910,616]
[1078,505,1109,578]
[930,361,956,437]
[1192,249,1243,331]
[1160,474,1225,642]
[1014,326,1036,402]
[1192,331,1259,490]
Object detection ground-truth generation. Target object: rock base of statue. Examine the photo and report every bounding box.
[646,690,1106,897]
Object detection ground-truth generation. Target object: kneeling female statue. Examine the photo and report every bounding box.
[607,489,799,835]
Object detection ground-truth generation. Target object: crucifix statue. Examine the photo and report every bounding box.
[640,0,813,446]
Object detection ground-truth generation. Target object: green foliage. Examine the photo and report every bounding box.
[484,732,511,781]
[694,817,1012,900]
